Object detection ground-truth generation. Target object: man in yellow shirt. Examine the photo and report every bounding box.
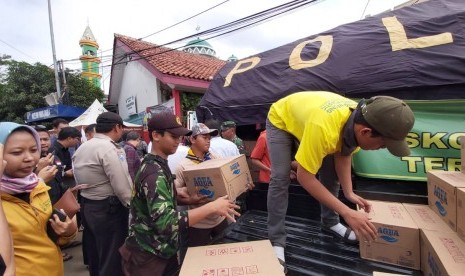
[266,92,414,270]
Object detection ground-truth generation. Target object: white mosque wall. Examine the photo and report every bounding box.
[118,61,161,120]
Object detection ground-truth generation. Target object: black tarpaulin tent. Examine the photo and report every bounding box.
[197,0,465,125]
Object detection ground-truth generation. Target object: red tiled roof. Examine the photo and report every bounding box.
[115,34,227,81]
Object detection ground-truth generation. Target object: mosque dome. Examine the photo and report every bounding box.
[227,54,238,62]
[183,37,216,57]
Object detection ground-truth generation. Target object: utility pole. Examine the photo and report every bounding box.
[60,60,68,104]
[47,0,61,103]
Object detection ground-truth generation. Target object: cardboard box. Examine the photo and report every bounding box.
[359,200,420,269]
[182,155,252,200]
[403,203,453,233]
[179,240,284,276]
[457,188,465,243]
[420,229,465,275]
[427,171,465,231]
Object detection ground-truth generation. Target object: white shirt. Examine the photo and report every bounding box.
[209,136,240,157]
[168,144,189,172]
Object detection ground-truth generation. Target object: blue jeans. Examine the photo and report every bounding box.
[266,119,340,248]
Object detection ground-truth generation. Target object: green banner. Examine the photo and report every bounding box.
[352,99,465,181]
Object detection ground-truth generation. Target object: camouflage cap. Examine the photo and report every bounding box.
[220,120,236,131]
[191,123,218,137]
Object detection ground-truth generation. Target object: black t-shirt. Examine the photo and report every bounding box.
[0,254,6,275]
[48,141,72,170]
[48,140,75,190]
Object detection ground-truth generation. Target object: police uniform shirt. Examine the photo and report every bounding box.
[72,133,133,206]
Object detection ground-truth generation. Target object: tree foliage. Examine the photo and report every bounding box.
[0,58,104,123]
[63,69,105,107]
[181,91,202,123]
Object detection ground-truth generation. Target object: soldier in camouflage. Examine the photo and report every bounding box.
[220,120,249,213]
[120,112,241,276]
[220,121,246,154]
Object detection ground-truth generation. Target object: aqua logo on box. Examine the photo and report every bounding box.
[230,162,240,175]
[194,177,213,187]
[434,185,448,216]
[198,188,214,198]
[194,177,215,198]
[378,227,399,243]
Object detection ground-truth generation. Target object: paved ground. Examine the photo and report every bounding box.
[63,231,88,276]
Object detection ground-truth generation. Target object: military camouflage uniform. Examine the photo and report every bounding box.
[229,135,249,213]
[232,135,246,155]
[124,153,188,259]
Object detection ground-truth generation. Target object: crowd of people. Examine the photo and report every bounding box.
[0,112,250,276]
[0,92,414,275]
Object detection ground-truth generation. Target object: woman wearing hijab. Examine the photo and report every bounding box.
[0,143,14,276]
[0,122,77,275]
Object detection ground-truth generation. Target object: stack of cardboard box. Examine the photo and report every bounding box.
[360,138,465,275]
[179,155,282,275]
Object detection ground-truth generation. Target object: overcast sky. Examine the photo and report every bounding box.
[0,0,407,93]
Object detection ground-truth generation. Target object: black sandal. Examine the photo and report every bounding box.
[322,225,359,245]
[278,258,288,275]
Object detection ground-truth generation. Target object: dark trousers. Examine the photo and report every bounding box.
[119,243,179,276]
[179,219,229,263]
[187,219,229,247]
[81,196,129,276]
[77,192,88,265]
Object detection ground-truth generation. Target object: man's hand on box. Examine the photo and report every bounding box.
[341,209,377,243]
[211,195,241,222]
[190,193,210,205]
[344,191,372,213]
[246,181,255,190]
[176,187,189,205]
[176,187,209,205]
[176,187,191,205]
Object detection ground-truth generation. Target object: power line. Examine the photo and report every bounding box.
[107,0,318,69]
[140,1,231,41]
[360,0,371,19]
[62,0,319,70]
[77,0,231,59]
[0,38,36,61]
[62,0,315,66]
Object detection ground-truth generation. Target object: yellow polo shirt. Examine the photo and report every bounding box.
[268,91,357,174]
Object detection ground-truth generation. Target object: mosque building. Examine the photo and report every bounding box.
[79,26,101,88]
[183,37,217,57]
[108,34,228,126]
